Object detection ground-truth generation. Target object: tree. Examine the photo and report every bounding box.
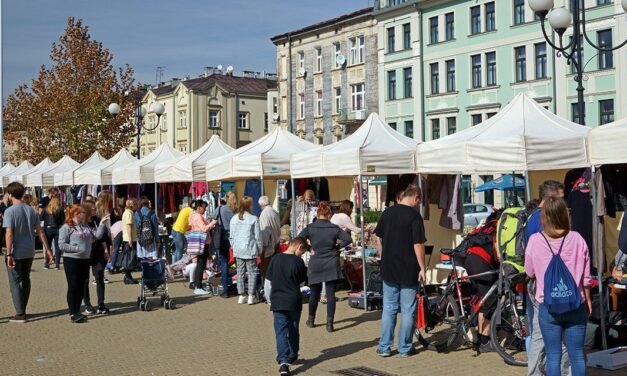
[3,17,139,163]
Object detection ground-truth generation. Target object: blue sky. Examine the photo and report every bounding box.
[2,0,372,99]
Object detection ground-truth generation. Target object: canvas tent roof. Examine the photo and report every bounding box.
[205,126,319,181]
[74,149,137,186]
[19,158,55,187]
[2,161,35,187]
[112,143,183,185]
[154,135,234,183]
[290,113,419,178]
[589,117,627,165]
[25,155,80,187]
[54,151,107,186]
[416,93,590,174]
[0,163,16,180]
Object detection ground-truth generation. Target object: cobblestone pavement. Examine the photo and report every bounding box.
[0,255,616,376]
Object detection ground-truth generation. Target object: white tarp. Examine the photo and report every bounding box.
[54,151,106,186]
[25,155,80,187]
[205,126,319,181]
[290,113,419,178]
[74,149,137,186]
[113,143,183,185]
[2,161,35,187]
[417,93,590,174]
[19,158,55,187]
[589,117,627,165]
[154,135,234,183]
[0,163,16,182]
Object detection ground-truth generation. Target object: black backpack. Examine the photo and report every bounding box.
[138,213,154,247]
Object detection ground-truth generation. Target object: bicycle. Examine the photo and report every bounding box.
[415,246,529,367]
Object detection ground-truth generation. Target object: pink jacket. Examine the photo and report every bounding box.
[188,212,213,244]
[524,231,591,303]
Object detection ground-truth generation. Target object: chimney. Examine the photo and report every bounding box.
[171,78,180,88]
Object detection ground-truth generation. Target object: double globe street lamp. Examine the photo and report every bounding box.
[529,0,627,125]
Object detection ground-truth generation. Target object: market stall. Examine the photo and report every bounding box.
[2,160,34,187]
[25,155,80,188]
[17,158,54,187]
[73,148,137,186]
[54,151,106,187]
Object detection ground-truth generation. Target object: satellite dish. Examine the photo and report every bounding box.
[217,64,223,71]
[272,113,280,121]
[299,67,307,76]
[336,54,346,67]
[226,65,234,75]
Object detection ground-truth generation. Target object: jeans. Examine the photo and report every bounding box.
[219,239,231,292]
[378,280,418,355]
[6,257,33,315]
[236,258,259,296]
[45,227,60,267]
[84,261,106,307]
[63,257,90,316]
[273,310,301,365]
[171,230,185,263]
[539,304,587,376]
[309,280,337,321]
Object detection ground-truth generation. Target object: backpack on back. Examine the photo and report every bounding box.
[496,207,528,263]
[138,213,154,247]
[540,233,581,314]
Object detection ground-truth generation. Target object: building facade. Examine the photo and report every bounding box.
[139,69,276,155]
[271,7,379,144]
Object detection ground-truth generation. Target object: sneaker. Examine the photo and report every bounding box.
[247,295,258,305]
[193,288,210,296]
[238,295,247,304]
[43,265,50,270]
[70,314,87,323]
[399,348,415,358]
[96,306,110,315]
[124,277,139,285]
[9,314,26,323]
[376,348,392,357]
[278,363,291,376]
[188,282,195,290]
[479,341,495,353]
[91,280,97,285]
[84,305,97,315]
[219,292,230,299]
[103,278,110,284]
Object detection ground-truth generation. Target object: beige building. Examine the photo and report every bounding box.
[139,70,277,155]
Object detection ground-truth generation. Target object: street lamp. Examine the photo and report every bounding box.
[529,0,627,125]
[108,89,165,158]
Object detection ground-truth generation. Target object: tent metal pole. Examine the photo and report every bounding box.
[358,174,367,311]
[192,180,196,199]
[417,173,424,216]
[591,166,607,349]
[290,179,296,239]
[261,176,265,196]
[524,170,532,202]
[154,183,158,216]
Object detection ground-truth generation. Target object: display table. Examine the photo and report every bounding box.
[340,248,380,292]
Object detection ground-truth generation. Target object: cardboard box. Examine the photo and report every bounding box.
[587,347,627,370]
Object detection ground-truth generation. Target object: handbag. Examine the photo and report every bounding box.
[115,242,138,271]
[211,206,224,250]
[185,231,207,255]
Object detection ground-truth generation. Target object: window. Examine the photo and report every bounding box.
[334,88,341,114]
[535,42,547,79]
[178,111,187,129]
[430,63,439,95]
[485,2,496,32]
[334,43,341,68]
[388,71,397,100]
[272,97,278,116]
[315,47,322,72]
[486,112,497,119]
[315,91,322,117]
[350,36,365,64]
[147,116,156,133]
[298,94,305,119]
[472,114,482,126]
[238,112,248,129]
[430,17,439,44]
[471,55,482,88]
[160,114,167,132]
[405,120,414,138]
[445,13,455,40]
[351,83,365,111]
[514,0,525,25]
[447,117,456,135]
[571,103,581,124]
[387,27,395,53]
[597,0,612,4]
[431,119,440,140]
[209,110,219,128]
[403,67,412,98]
[471,6,481,34]
[599,99,614,125]
[264,113,268,132]
[598,29,613,69]
[446,60,456,92]
[389,122,397,130]
[403,23,411,49]
[486,52,497,86]
[515,46,526,82]
[298,52,305,72]
[178,144,187,153]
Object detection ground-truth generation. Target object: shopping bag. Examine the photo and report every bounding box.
[185,231,207,255]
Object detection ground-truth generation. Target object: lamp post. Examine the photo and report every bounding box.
[108,89,165,158]
[529,0,627,125]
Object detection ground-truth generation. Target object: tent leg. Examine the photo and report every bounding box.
[112,185,116,207]
[192,180,196,199]
[261,176,265,196]
[592,166,607,349]
[524,170,531,202]
[358,175,367,311]
[290,179,296,239]
[417,173,424,217]
[154,183,158,216]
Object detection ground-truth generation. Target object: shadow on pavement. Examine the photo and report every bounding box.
[333,310,381,332]
[292,338,380,375]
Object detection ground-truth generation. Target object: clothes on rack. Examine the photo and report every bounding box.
[422,174,463,230]
[385,174,416,207]
[601,164,627,217]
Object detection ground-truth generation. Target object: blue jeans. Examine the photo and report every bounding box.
[538,303,587,376]
[378,280,418,355]
[171,230,185,263]
[273,310,301,364]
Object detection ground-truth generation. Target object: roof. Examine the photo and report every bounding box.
[149,74,277,98]
[270,7,373,43]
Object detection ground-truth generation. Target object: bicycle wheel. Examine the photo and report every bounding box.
[415,294,460,352]
[491,292,528,367]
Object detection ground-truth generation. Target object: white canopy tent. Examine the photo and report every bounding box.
[2,161,35,187]
[112,143,183,185]
[154,135,234,183]
[290,112,419,178]
[54,151,107,186]
[589,117,627,165]
[416,93,590,174]
[74,149,137,186]
[0,163,16,182]
[205,126,319,182]
[18,158,54,187]
[25,155,79,187]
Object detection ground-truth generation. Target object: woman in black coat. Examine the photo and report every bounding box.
[298,202,352,332]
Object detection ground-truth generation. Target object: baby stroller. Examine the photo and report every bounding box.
[137,258,176,311]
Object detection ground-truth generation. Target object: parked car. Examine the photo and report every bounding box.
[463,203,494,227]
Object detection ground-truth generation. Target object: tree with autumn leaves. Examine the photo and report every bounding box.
[3,17,140,164]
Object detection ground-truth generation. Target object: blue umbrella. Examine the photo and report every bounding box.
[475,174,525,192]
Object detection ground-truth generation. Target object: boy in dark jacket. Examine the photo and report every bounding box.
[266,237,308,376]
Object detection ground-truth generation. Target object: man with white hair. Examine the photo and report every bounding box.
[258,196,281,280]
